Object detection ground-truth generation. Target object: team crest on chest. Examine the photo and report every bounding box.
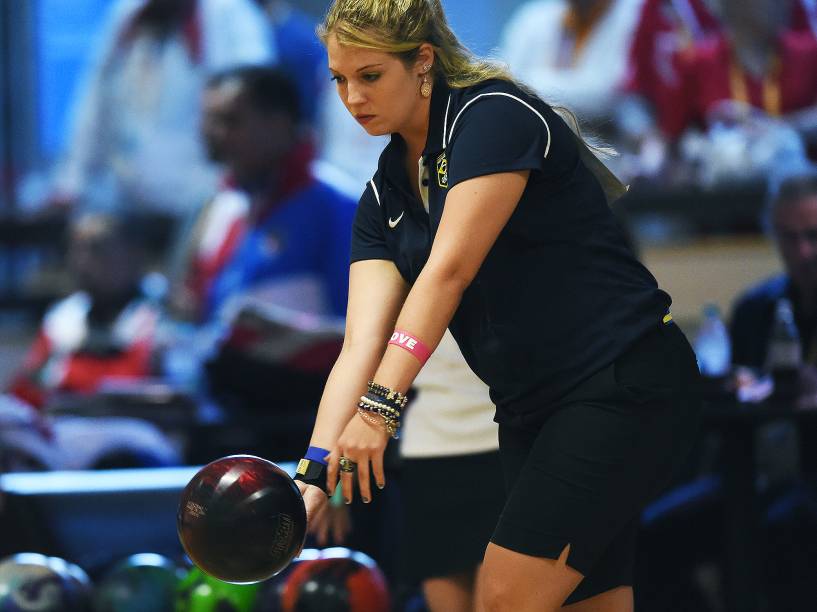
[436,152,448,188]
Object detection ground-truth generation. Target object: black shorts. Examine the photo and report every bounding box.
[490,320,702,605]
[400,450,505,583]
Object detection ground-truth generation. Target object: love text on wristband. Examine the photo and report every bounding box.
[388,329,432,365]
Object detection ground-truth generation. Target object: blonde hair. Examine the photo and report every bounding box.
[318,0,615,158]
[318,0,511,88]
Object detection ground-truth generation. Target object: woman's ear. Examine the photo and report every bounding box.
[415,42,435,74]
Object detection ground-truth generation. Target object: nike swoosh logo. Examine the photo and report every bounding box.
[388,212,404,229]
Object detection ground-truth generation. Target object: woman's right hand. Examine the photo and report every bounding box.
[296,481,330,537]
[311,492,352,546]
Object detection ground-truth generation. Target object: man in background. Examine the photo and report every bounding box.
[163,67,356,439]
[49,0,272,219]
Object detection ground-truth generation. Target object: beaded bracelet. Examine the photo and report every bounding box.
[359,394,402,418]
[361,392,404,417]
[357,395,401,438]
[357,399,401,423]
[367,381,408,409]
[359,382,405,439]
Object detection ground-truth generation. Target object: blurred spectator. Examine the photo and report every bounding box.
[729,165,817,487]
[7,212,161,410]
[730,165,817,370]
[500,0,646,122]
[252,0,381,191]
[793,0,817,37]
[170,65,356,326]
[616,0,720,176]
[161,66,356,453]
[725,165,817,611]
[634,166,817,612]
[617,0,817,182]
[254,0,327,125]
[658,0,817,142]
[627,0,720,111]
[627,0,817,139]
[49,0,272,219]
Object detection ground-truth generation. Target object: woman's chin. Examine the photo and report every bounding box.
[361,123,389,137]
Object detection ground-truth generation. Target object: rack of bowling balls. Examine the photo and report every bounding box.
[0,547,389,611]
[0,455,391,611]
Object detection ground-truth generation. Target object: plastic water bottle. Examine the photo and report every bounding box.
[694,303,731,377]
[765,297,802,396]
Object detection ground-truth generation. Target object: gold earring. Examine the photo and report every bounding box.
[420,73,431,98]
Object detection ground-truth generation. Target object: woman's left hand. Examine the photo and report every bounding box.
[327,412,390,504]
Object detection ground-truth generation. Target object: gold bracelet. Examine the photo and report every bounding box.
[357,407,399,438]
[357,408,387,431]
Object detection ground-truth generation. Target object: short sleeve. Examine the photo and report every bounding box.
[446,95,554,188]
[350,182,392,263]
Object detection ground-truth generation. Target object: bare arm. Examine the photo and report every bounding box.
[296,258,407,524]
[310,258,409,449]
[329,170,528,505]
[369,170,530,392]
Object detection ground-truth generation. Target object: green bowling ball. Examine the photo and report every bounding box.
[175,567,260,612]
[92,553,181,612]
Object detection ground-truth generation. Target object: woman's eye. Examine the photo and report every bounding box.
[362,73,380,82]
[330,75,345,84]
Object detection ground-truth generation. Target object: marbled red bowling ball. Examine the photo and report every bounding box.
[177,455,306,584]
[277,549,390,612]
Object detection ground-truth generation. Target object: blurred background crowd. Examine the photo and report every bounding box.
[1,0,817,610]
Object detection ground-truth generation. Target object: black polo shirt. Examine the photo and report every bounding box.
[350,78,671,426]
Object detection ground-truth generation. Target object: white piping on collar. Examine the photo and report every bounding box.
[441,94,452,149]
[445,92,551,158]
[369,178,381,206]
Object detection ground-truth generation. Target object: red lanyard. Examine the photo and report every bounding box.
[728,51,782,116]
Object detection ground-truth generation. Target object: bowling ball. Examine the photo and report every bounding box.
[276,548,390,612]
[92,553,181,612]
[177,455,306,584]
[175,567,260,612]
[253,549,320,612]
[0,553,90,611]
[51,557,93,605]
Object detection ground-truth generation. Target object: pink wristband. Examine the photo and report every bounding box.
[388,330,432,365]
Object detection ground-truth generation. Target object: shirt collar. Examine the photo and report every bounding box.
[379,78,452,202]
[384,77,452,160]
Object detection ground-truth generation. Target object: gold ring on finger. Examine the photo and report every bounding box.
[339,456,357,473]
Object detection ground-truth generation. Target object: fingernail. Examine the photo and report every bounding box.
[362,497,370,503]
[377,483,385,489]
[344,498,351,505]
